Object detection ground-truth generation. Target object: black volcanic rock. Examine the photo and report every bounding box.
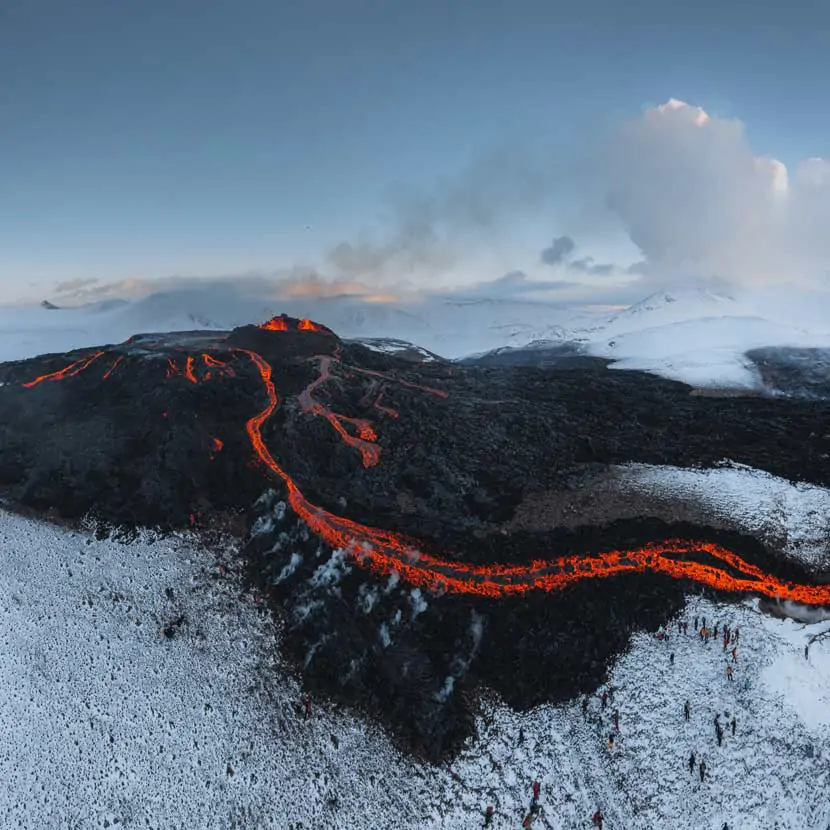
[0,318,829,761]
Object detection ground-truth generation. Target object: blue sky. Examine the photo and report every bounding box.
[2,1,829,302]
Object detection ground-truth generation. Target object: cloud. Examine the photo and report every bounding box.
[540,235,576,265]
[601,98,830,286]
[54,278,99,294]
[326,148,553,284]
[539,235,616,276]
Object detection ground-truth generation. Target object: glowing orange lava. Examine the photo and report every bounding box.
[19,344,830,606]
[22,350,106,388]
[259,316,290,331]
[297,356,381,468]
[258,315,330,333]
[102,355,124,380]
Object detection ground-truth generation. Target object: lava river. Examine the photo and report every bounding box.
[19,321,830,606]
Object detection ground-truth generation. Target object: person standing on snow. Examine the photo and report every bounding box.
[601,691,608,710]
[731,716,736,736]
[613,710,620,732]
[684,700,691,721]
[592,808,604,829]
[726,664,734,681]
[304,692,312,720]
[688,751,696,773]
[731,647,738,662]
[482,805,494,827]
[699,758,706,782]
[532,780,541,804]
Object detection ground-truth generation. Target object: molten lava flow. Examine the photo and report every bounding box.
[260,315,290,331]
[259,315,330,333]
[184,356,197,384]
[237,348,830,605]
[21,351,106,388]
[102,355,124,379]
[297,356,380,468]
[17,341,830,607]
[298,318,326,332]
[373,390,399,419]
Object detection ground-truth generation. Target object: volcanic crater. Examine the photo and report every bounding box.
[1,313,828,762]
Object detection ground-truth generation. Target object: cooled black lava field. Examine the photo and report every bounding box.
[1,315,828,761]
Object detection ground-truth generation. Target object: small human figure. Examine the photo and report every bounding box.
[483,805,494,828]
[601,691,608,710]
[684,700,691,721]
[532,780,541,803]
[304,692,312,720]
[694,616,698,630]
[688,750,696,773]
[519,727,525,744]
[522,813,532,828]
[726,664,734,681]
[699,758,706,782]
[607,732,615,749]
[805,644,810,660]
[716,723,723,747]
[714,623,719,638]
[613,710,620,732]
[731,647,738,662]
[734,627,740,643]
[592,808,604,829]
[670,652,675,666]
[731,716,736,736]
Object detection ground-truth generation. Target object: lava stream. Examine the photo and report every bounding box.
[22,350,106,388]
[18,344,830,606]
[237,349,830,604]
[297,356,380,468]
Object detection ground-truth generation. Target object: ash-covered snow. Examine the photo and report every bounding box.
[617,462,830,569]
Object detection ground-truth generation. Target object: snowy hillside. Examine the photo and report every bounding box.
[4,284,830,390]
[2,462,829,828]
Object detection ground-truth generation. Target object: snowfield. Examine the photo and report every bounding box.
[2,458,829,828]
[0,513,429,829]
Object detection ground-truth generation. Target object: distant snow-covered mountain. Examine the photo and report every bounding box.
[2,283,830,389]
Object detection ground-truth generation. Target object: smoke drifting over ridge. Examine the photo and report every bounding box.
[47,99,830,307]
[602,99,830,288]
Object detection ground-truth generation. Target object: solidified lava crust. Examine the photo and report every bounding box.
[1,313,829,761]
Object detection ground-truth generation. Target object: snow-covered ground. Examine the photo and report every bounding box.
[617,462,830,570]
[5,284,830,390]
[0,512,430,828]
[3,459,830,828]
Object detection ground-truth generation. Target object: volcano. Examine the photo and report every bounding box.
[1,313,828,762]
